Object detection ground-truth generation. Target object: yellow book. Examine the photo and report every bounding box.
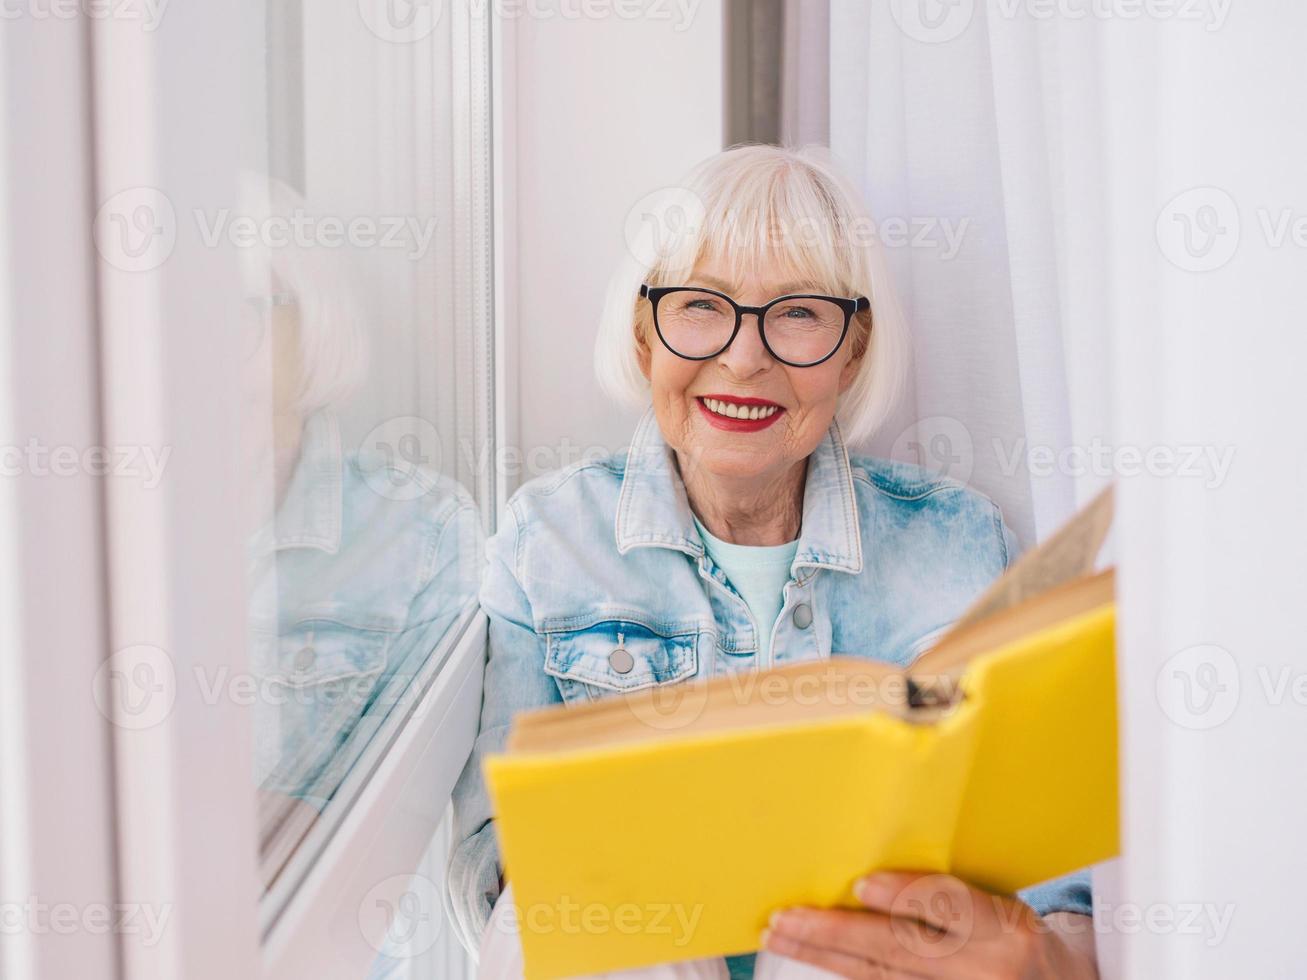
[484,489,1118,979]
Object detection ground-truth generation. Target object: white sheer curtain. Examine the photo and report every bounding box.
[829,2,1112,549]
[829,3,1307,978]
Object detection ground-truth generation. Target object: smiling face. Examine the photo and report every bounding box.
[636,252,865,486]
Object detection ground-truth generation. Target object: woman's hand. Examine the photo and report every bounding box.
[760,871,1097,979]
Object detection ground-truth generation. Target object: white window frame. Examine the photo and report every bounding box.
[1,3,504,979]
[0,15,120,980]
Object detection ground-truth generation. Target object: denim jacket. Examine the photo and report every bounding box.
[247,409,484,808]
[447,407,1092,955]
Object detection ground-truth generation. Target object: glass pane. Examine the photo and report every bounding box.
[656,289,737,357]
[238,0,490,892]
[762,298,845,364]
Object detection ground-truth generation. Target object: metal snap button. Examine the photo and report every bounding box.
[294,645,316,671]
[609,633,634,674]
[792,603,813,630]
[609,647,634,674]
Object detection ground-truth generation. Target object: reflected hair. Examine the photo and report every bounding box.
[593,144,909,447]
[238,172,370,414]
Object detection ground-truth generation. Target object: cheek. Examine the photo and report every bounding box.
[649,349,701,403]
[787,364,846,411]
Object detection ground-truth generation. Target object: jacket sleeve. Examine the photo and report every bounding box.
[1018,869,1094,917]
[444,499,563,957]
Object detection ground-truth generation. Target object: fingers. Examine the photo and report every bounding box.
[762,929,927,980]
[764,908,938,976]
[764,871,1031,978]
[856,871,1041,940]
[854,872,976,934]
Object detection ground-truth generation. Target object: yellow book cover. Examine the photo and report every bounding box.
[484,490,1118,979]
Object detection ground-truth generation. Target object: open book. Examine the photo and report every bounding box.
[485,488,1118,980]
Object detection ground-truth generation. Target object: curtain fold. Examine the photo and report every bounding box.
[830,3,1110,548]
[831,4,1307,978]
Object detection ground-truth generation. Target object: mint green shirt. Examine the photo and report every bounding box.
[692,515,799,666]
[693,515,799,978]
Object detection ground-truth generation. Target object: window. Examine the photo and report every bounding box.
[241,0,493,896]
[15,1,501,977]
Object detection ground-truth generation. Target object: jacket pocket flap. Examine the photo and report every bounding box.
[267,620,390,688]
[543,620,698,693]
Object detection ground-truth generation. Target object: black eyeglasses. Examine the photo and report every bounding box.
[639,284,869,367]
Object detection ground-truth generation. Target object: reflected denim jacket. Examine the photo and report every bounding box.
[447,407,1092,955]
[247,409,484,808]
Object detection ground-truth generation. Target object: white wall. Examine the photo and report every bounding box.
[502,3,724,492]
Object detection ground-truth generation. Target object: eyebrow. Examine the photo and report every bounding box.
[689,274,826,296]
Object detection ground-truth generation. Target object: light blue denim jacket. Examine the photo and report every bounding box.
[447,407,1092,954]
[247,409,484,808]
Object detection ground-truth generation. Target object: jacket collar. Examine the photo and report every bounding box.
[615,407,863,575]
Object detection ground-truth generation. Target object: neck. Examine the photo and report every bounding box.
[677,453,807,546]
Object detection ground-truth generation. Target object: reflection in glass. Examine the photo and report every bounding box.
[239,175,483,889]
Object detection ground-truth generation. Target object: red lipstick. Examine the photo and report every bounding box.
[695,394,785,433]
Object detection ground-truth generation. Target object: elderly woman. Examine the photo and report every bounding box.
[449,145,1097,980]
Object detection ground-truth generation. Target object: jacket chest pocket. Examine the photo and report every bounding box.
[542,619,700,704]
[251,620,393,795]
[270,620,391,688]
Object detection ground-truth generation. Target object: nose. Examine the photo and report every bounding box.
[715,310,773,379]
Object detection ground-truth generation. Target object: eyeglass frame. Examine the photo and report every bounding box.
[639,283,870,368]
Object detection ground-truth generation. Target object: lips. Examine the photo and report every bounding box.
[695,395,785,432]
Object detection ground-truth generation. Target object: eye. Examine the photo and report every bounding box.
[777,304,817,319]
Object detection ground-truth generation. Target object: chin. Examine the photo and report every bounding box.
[683,439,778,480]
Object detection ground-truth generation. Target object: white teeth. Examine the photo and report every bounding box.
[701,398,779,421]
